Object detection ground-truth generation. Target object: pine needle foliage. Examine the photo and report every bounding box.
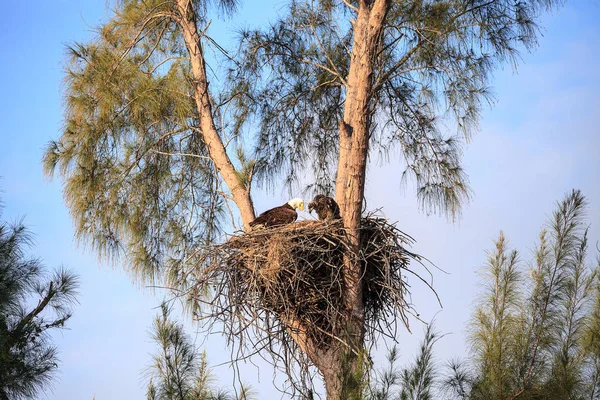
[468,232,522,398]
[366,323,440,400]
[583,266,600,398]
[369,190,600,400]
[44,0,237,283]
[225,0,563,215]
[398,324,439,400]
[145,302,252,400]
[368,346,401,400]
[0,201,79,400]
[443,189,600,400]
[44,0,566,285]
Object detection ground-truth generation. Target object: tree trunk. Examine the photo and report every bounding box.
[177,0,390,397]
[320,352,348,400]
[330,0,389,398]
[316,347,366,400]
[176,0,256,231]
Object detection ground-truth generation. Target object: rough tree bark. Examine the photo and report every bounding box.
[326,0,390,398]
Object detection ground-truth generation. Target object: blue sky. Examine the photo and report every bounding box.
[0,1,599,399]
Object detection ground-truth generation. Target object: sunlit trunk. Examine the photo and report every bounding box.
[176,0,256,231]
[327,0,389,398]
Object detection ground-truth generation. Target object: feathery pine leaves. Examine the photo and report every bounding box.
[443,189,600,400]
[366,324,440,400]
[0,203,79,400]
[44,0,234,284]
[145,302,253,400]
[368,190,599,400]
[469,232,522,398]
[583,266,600,398]
[45,0,566,285]
[226,0,563,217]
[398,324,439,400]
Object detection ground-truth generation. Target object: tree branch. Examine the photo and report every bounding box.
[8,282,55,348]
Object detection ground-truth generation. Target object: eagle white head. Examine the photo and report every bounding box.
[287,198,305,211]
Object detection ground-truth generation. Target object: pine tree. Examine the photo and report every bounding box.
[444,190,600,399]
[0,199,79,400]
[145,302,252,400]
[44,0,565,397]
[365,323,440,400]
[370,191,600,400]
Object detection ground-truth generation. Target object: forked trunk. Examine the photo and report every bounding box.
[178,0,389,396]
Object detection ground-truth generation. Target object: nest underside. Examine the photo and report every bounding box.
[191,217,427,354]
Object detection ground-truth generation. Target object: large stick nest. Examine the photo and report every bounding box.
[182,216,436,393]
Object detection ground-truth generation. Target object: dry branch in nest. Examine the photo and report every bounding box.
[180,216,437,394]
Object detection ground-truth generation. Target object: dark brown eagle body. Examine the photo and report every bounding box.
[249,203,298,228]
[308,195,341,221]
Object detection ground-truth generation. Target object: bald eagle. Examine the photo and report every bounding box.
[249,198,305,228]
[308,195,341,221]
